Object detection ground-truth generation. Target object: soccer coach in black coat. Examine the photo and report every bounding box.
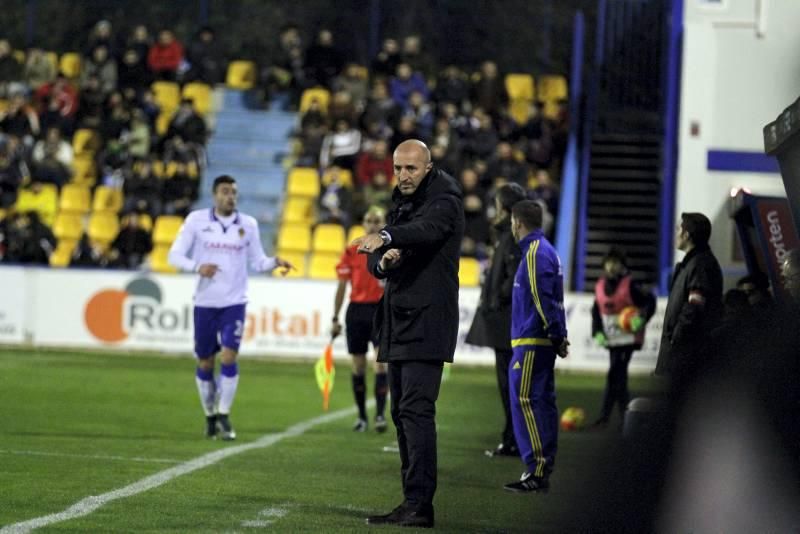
[353,139,464,529]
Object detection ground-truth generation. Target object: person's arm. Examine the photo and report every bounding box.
[167,216,199,271]
[671,262,713,346]
[331,279,347,338]
[382,196,460,248]
[591,300,604,336]
[630,279,657,322]
[526,243,567,342]
[246,222,278,273]
[497,239,521,306]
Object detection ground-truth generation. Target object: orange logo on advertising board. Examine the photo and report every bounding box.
[84,278,163,343]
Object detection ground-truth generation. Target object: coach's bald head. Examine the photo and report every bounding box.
[393,139,432,196]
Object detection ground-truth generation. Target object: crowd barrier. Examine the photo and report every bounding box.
[0,266,666,372]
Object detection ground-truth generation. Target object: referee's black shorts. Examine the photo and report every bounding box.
[345,302,379,355]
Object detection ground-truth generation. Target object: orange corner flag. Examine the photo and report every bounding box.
[314,341,336,411]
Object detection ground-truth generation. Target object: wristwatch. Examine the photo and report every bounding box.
[378,229,392,246]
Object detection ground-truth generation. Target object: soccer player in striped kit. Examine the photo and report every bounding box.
[504,200,569,493]
[168,175,294,440]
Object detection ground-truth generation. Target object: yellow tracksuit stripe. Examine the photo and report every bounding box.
[511,338,553,347]
[527,241,549,330]
[520,350,544,477]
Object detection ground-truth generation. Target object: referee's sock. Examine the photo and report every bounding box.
[218,362,239,415]
[352,374,367,421]
[375,372,388,418]
[195,367,216,416]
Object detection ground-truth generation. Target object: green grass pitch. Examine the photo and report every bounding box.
[0,348,649,532]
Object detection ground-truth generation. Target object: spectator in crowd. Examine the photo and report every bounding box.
[97,139,129,188]
[118,48,152,93]
[127,25,152,63]
[361,170,392,212]
[165,98,207,146]
[23,47,56,91]
[85,19,115,56]
[0,135,29,208]
[485,141,528,186]
[38,96,69,134]
[0,212,54,265]
[80,45,117,96]
[75,75,105,130]
[460,167,490,257]
[318,166,353,227]
[109,212,153,269]
[360,81,399,133]
[471,61,508,119]
[147,30,184,81]
[185,26,223,84]
[370,38,401,79]
[431,117,462,169]
[401,35,435,81]
[529,169,559,228]
[99,91,131,144]
[14,180,58,226]
[0,40,23,97]
[123,159,162,216]
[0,94,40,143]
[70,232,113,268]
[389,63,429,112]
[407,90,434,140]
[391,115,420,150]
[513,100,546,141]
[333,64,368,111]
[320,119,361,171]
[466,182,527,457]
[161,162,199,217]
[305,29,344,88]
[356,139,392,187]
[463,109,499,162]
[126,109,151,159]
[261,23,306,108]
[163,134,202,168]
[138,88,161,127]
[736,272,773,309]
[433,66,469,109]
[297,98,328,166]
[31,127,73,187]
[590,247,656,428]
[34,74,79,125]
[328,90,358,125]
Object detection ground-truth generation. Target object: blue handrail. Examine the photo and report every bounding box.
[555,11,585,289]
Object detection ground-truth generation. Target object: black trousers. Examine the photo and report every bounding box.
[600,347,634,419]
[494,348,516,447]
[388,360,444,510]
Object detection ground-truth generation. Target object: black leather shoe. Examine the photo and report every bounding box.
[397,508,434,528]
[366,502,408,525]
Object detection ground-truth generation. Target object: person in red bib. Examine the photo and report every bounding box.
[331,206,388,432]
[591,247,656,427]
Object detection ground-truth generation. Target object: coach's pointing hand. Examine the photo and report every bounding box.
[353,233,385,254]
[198,263,220,277]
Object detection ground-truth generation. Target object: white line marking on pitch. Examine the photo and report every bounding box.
[0,404,366,534]
[240,503,293,528]
[0,449,181,464]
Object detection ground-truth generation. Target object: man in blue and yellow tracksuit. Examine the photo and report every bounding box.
[504,200,569,493]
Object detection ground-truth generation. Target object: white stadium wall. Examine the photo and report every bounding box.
[0,267,667,373]
[676,0,800,277]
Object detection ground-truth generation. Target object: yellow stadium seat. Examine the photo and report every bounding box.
[0,208,6,222]
[505,73,535,101]
[537,74,568,103]
[0,99,7,114]
[59,183,91,214]
[12,50,25,64]
[300,87,331,114]
[282,196,314,224]
[181,82,212,115]
[52,213,84,241]
[71,154,97,185]
[312,223,346,254]
[121,212,153,233]
[346,225,365,245]
[309,252,340,280]
[152,81,181,113]
[152,215,184,246]
[321,167,354,188]
[87,212,120,245]
[459,257,481,287]
[155,111,172,136]
[226,60,257,90]
[275,250,307,278]
[92,186,123,214]
[50,240,77,268]
[45,51,58,71]
[509,100,531,125]
[150,244,178,274]
[59,52,81,78]
[15,184,58,226]
[286,167,321,198]
[72,128,101,156]
[276,223,312,253]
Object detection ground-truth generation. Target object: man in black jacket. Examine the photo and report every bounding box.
[355,139,464,529]
[655,212,723,379]
[466,183,526,457]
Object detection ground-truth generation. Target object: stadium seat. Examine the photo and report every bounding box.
[72,128,101,156]
[49,240,78,268]
[505,73,535,101]
[155,111,172,136]
[181,82,212,115]
[537,74,568,103]
[45,51,59,71]
[321,167,354,189]
[275,250,307,278]
[226,60,256,90]
[15,184,58,226]
[276,223,312,253]
[92,186,123,214]
[58,184,91,214]
[87,212,120,245]
[346,225,365,245]
[459,257,481,287]
[0,208,6,222]
[286,167,321,198]
[150,244,177,274]
[309,252,340,280]
[312,223,346,254]
[71,154,97,185]
[12,50,25,64]
[299,87,331,114]
[281,196,314,224]
[509,100,531,125]
[152,215,184,246]
[151,81,181,113]
[52,213,84,242]
[59,52,81,78]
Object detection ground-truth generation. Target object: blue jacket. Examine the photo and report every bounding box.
[511,229,567,348]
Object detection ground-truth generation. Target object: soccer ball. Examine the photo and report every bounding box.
[560,406,586,431]
[618,306,639,333]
